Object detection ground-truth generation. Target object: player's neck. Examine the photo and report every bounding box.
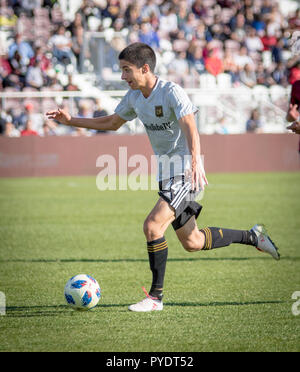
[140,75,158,98]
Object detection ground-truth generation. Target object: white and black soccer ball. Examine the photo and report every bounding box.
[64,274,101,310]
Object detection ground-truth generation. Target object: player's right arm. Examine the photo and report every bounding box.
[46,108,127,131]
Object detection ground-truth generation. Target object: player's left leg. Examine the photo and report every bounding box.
[128,197,175,312]
[143,197,175,298]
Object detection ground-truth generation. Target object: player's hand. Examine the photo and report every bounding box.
[194,169,208,192]
[191,157,208,192]
[46,108,72,125]
[287,121,300,135]
[288,104,299,121]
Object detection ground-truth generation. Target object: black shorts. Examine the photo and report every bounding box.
[158,175,203,231]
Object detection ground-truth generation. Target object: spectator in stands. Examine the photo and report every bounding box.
[260,29,277,52]
[124,1,142,27]
[29,46,51,72]
[68,12,85,36]
[246,108,263,133]
[0,1,18,26]
[229,12,247,43]
[177,0,188,31]
[42,120,58,136]
[76,100,95,134]
[255,62,275,87]
[245,27,264,55]
[20,119,39,136]
[7,50,27,90]
[251,13,266,33]
[15,102,43,132]
[215,116,229,135]
[25,58,44,89]
[8,33,34,66]
[72,127,89,136]
[0,52,13,89]
[239,63,257,88]
[261,0,273,16]
[188,46,206,76]
[272,62,288,87]
[181,12,198,40]
[204,48,223,77]
[289,61,300,86]
[69,13,84,69]
[20,0,43,17]
[78,100,93,119]
[234,45,254,69]
[63,74,79,91]
[93,98,108,134]
[138,22,160,50]
[159,4,178,37]
[272,38,285,65]
[140,0,160,21]
[0,108,11,135]
[288,8,300,30]
[76,0,100,27]
[167,51,190,87]
[93,98,108,119]
[101,0,122,24]
[265,8,283,37]
[223,48,240,85]
[4,121,20,137]
[194,20,212,43]
[48,25,77,71]
[191,0,207,19]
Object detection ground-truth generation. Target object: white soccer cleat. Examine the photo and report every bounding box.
[251,224,280,260]
[128,287,163,312]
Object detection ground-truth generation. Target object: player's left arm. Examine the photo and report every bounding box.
[179,113,208,191]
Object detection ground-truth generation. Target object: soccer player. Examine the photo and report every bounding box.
[286,79,300,135]
[46,43,279,312]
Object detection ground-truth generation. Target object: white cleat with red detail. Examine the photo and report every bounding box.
[128,287,163,312]
[251,224,280,261]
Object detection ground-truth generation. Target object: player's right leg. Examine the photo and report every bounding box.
[175,220,280,260]
[175,216,204,252]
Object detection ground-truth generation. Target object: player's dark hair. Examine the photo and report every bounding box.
[118,43,156,73]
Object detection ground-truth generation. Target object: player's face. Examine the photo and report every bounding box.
[120,59,145,90]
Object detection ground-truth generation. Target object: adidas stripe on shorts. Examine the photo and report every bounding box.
[158,175,203,231]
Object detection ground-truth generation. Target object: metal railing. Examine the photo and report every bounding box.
[0,86,290,134]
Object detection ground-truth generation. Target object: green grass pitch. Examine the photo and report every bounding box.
[0,172,299,352]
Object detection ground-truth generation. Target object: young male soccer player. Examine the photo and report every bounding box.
[46,42,280,312]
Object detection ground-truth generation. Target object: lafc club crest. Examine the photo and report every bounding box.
[155,106,163,117]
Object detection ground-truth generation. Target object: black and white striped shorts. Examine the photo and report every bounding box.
[158,175,203,231]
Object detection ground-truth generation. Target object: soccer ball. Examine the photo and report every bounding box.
[64,274,101,310]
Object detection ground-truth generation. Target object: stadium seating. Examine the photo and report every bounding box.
[0,0,297,136]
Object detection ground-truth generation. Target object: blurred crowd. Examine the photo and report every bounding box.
[0,0,299,137]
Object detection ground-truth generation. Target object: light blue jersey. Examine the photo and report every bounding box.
[115,77,198,181]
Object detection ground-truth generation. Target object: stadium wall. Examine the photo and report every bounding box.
[0,134,299,178]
